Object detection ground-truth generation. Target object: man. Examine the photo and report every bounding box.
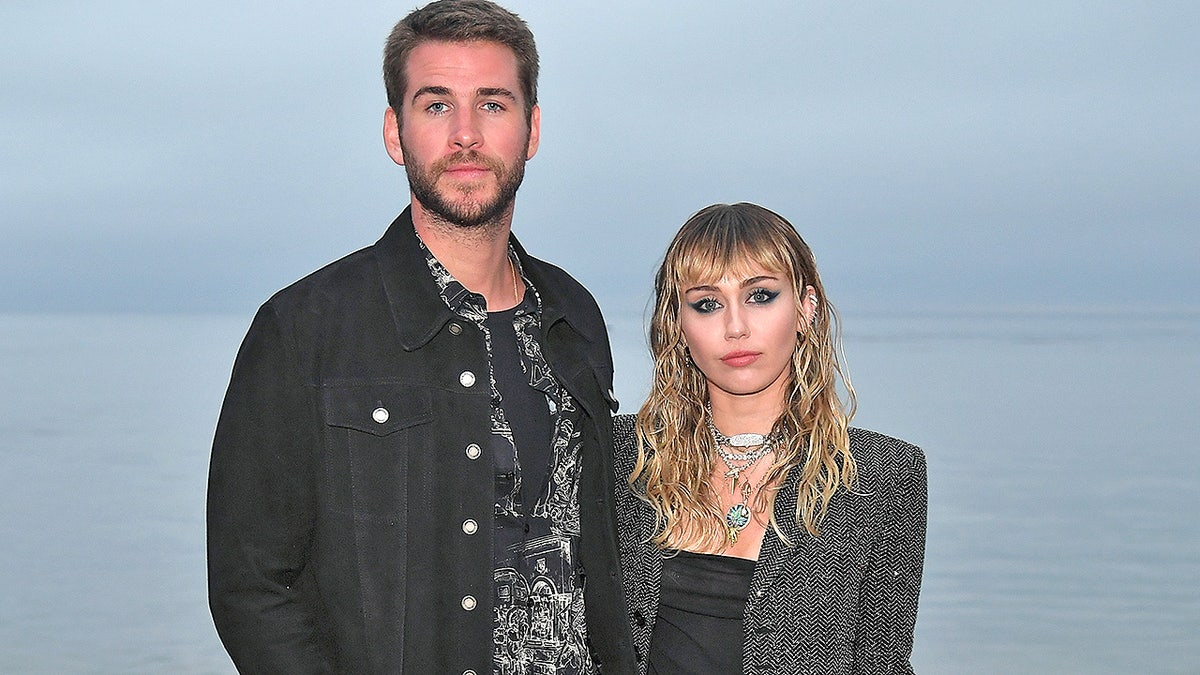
[207,2,635,672]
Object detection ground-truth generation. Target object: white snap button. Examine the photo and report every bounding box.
[459,371,476,387]
[461,595,477,611]
[372,407,389,424]
[462,519,478,535]
[464,671,477,675]
[465,443,481,460]
[449,322,462,335]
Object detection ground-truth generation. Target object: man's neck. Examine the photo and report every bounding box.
[411,201,522,311]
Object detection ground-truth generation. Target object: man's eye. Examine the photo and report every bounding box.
[482,101,505,112]
[426,102,449,114]
[688,298,721,314]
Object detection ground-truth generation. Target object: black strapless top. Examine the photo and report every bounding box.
[647,549,756,674]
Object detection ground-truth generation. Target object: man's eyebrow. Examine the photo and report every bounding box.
[410,86,517,104]
[411,85,451,103]
[477,87,516,100]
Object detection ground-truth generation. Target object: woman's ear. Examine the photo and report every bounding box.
[799,285,818,330]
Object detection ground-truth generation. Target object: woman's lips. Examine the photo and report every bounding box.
[721,350,761,367]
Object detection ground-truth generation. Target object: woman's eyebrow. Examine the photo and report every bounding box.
[740,275,779,287]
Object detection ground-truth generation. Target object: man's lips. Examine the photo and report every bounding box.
[443,164,490,177]
[435,151,502,181]
[721,350,761,367]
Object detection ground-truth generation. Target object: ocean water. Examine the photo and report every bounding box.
[1,310,1197,674]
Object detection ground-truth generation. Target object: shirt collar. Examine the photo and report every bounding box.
[417,231,541,320]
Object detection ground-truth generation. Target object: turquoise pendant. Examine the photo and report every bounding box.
[725,503,751,545]
[725,503,751,529]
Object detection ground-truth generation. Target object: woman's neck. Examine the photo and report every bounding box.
[707,390,785,437]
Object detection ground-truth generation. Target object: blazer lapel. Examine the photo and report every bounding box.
[749,471,810,600]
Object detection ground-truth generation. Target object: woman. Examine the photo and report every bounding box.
[615,203,927,674]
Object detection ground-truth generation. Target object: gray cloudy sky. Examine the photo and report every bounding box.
[2,1,1196,315]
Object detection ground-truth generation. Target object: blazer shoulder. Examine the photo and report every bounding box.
[849,426,923,465]
[848,427,926,495]
[612,413,639,478]
[614,413,637,441]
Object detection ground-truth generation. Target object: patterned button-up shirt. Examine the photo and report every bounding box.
[420,236,592,675]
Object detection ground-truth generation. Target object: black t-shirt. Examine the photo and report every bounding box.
[484,301,553,513]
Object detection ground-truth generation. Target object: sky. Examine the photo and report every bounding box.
[1,0,1197,316]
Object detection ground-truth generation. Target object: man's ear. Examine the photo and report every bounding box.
[383,107,405,166]
[525,104,541,160]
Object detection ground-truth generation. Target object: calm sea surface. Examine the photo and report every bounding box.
[1,310,1197,673]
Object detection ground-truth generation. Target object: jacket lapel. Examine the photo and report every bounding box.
[749,470,810,600]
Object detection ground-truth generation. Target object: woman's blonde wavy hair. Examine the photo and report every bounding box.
[631,203,857,550]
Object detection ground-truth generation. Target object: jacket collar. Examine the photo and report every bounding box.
[373,207,597,351]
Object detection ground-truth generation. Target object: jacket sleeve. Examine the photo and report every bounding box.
[207,303,330,673]
[852,444,928,674]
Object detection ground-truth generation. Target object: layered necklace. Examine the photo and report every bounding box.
[706,404,779,546]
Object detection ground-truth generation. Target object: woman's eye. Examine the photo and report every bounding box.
[688,298,721,314]
[748,288,780,304]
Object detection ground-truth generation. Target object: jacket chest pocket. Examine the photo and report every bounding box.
[323,382,433,435]
[322,382,433,518]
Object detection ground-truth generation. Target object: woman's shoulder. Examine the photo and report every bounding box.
[614,412,637,441]
[848,427,922,459]
[847,427,927,493]
[612,413,639,476]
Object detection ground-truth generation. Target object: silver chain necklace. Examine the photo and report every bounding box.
[708,420,776,449]
[706,405,779,545]
[705,402,780,447]
[706,403,778,467]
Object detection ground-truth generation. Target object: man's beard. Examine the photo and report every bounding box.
[402,145,527,229]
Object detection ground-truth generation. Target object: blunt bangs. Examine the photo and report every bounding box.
[667,206,801,292]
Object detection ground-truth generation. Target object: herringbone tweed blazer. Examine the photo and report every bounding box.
[613,414,927,674]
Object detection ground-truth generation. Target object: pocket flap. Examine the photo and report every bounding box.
[322,383,433,436]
